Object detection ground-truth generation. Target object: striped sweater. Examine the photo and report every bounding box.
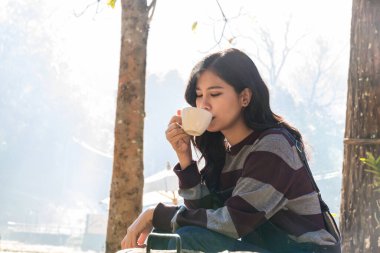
[152,129,337,246]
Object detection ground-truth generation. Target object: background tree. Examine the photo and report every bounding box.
[340,0,380,252]
[106,0,156,252]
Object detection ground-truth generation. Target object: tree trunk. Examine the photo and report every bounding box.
[106,1,149,252]
[340,0,380,252]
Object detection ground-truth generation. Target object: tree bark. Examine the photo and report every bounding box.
[106,1,149,252]
[340,0,380,252]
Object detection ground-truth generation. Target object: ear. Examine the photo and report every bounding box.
[240,88,252,107]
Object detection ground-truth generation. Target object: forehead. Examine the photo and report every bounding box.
[195,70,230,90]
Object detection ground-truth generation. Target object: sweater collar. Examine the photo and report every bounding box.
[227,130,262,155]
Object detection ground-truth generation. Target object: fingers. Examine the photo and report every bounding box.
[166,124,185,138]
[171,133,190,145]
[120,210,154,249]
[166,130,190,148]
[121,234,129,249]
[168,115,182,126]
[137,229,150,246]
[121,228,137,249]
[120,228,152,249]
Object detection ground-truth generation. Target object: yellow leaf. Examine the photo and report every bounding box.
[108,0,117,8]
[192,21,198,32]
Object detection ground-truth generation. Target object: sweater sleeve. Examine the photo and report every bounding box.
[172,162,215,209]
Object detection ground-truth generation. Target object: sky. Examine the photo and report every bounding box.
[148,0,351,77]
[0,0,352,120]
[7,0,351,77]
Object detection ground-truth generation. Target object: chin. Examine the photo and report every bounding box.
[206,126,219,133]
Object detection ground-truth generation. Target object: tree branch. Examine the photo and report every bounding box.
[148,0,157,24]
[198,0,229,53]
[73,0,100,17]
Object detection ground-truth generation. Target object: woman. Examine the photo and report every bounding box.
[121,48,340,252]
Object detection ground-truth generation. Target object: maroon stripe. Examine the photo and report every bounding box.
[184,195,216,210]
[153,203,179,232]
[226,195,267,237]
[220,169,243,189]
[270,209,325,237]
[243,152,314,199]
[176,208,207,228]
[286,169,316,199]
[173,162,201,189]
[229,131,262,155]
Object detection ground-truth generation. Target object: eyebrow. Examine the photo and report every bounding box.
[196,85,224,91]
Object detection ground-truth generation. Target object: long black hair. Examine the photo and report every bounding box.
[184,48,303,190]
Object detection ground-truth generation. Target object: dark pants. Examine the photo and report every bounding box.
[244,221,341,253]
[149,222,341,253]
[149,226,268,253]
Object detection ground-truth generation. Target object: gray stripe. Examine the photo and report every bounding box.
[223,142,259,173]
[223,134,303,174]
[206,206,239,238]
[178,183,210,200]
[171,205,186,233]
[252,134,303,170]
[233,177,287,219]
[287,192,321,215]
[289,229,337,245]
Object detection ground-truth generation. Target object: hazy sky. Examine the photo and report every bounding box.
[0,0,352,158]
[148,0,351,77]
[5,0,351,78]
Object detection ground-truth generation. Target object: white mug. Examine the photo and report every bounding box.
[180,107,212,136]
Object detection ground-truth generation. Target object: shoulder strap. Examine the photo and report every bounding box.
[272,128,341,240]
[277,128,329,210]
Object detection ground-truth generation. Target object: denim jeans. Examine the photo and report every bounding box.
[149,222,340,253]
[243,221,341,253]
[149,226,268,252]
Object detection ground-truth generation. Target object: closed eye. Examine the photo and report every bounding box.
[196,93,221,98]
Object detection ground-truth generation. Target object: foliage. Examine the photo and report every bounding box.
[192,21,198,31]
[360,152,380,191]
[107,0,116,9]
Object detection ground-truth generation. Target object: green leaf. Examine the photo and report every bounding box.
[360,152,380,188]
[192,21,198,31]
[365,168,380,175]
[376,156,380,164]
[366,152,375,161]
[108,0,117,8]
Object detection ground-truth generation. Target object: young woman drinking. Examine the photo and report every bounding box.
[121,48,341,253]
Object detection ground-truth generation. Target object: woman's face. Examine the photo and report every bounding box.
[195,70,248,133]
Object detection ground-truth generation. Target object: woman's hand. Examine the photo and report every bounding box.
[121,207,155,249]
[165,115,192,169]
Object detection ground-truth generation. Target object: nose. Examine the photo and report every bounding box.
[197,96,211,111]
